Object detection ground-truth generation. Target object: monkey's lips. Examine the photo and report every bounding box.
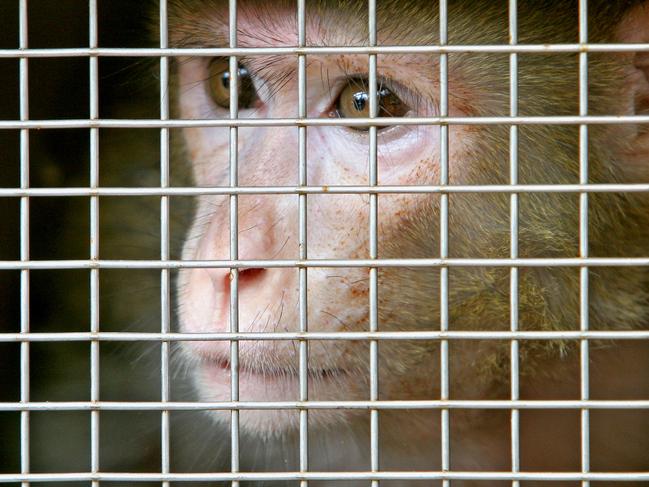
[193,349,361,433]
[199,353,346,382]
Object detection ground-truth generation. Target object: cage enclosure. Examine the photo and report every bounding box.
[1,1,649,487]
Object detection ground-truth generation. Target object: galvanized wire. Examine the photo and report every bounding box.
[1,114,648,129]
[2,257,648,271]
[88,2,100,485]
[18,1,30,486]
[2,43,649,58]
[3,0,649,485]
[297,2,309,486]
[159,1,171,485]
[438,2,451,484]
[2,330,649,343]
[2,183,649,197]
[2,399,649,412]
[0,470,648,483]
[508,2,520,486]
[578,3,590,486]
[228,2,241,484]
[368,2,380,486]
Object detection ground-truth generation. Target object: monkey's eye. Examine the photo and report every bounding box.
[334,79,410,131]
[207,58,259,110]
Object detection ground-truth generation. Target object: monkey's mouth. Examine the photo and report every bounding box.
[197,352,347,384]
[188,265,350,384]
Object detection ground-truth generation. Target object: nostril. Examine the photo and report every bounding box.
[224,268,267,290]
[239,267,266,282]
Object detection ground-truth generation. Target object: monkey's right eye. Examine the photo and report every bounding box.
[333,78,411,131]
[206,58,259,110]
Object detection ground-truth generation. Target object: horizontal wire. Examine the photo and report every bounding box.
[0,470,648,483]
[1,43,649,58]
[0,115,648,129]
[1,183,649,197]
[1,257,648,270]
[1,400,648,412]
[1,330,648,342]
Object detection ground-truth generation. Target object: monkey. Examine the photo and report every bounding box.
[167,1,649,486]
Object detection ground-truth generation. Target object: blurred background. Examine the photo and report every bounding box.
[0,1,210,485]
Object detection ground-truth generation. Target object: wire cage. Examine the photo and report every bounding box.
[0,0,649,486]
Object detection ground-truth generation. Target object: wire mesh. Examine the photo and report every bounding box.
[1,0,648,485]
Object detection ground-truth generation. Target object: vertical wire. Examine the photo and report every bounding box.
[159,1,171,485]
[368,1,380,486]
[578,2,590,486]
[18,2,30,486]
[508,2,520,487]
[88,1,100,485]
[228,2,240,485]
[297,1,309,486]
[438,1,450,486]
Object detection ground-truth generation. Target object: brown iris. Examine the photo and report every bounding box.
[207,58,258,110]
[335,80,410,130]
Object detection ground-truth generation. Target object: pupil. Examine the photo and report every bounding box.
[352,92,368,112]
[221,72,230,90]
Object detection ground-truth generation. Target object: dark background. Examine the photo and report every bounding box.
[0,1,204,485]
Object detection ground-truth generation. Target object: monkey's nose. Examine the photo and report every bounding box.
[231,267,267,286]
[222,267,268,298]
[219,267,268,325]
[237,223,278,260]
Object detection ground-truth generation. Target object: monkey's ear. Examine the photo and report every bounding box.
[633,52,649,125]
[617,3,649,129]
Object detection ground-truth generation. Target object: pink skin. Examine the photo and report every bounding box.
[174,9,470,432]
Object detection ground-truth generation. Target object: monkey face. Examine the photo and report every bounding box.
[173,7,460,434]
[175,51,451,434]
[171,0,649,438]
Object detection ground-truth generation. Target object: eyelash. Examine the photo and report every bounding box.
[334,76,424,113]
[204,58,429,117]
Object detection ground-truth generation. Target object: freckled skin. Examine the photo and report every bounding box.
[170,1,649,484]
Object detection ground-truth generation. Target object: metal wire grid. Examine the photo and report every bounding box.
[18,2,29,487]
[578,2,590,486]
[2,0,649,485]
[89,3,100,487]
[297,3,309,487]
[228,3,241,485]
[508,3,520,487]
[159,1,171,485]
[439,5,450,487]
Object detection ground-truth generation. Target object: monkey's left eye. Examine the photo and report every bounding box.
[206,58,259,110]
[334,79,411,131]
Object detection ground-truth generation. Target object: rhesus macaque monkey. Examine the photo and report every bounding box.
[169,1,649,485]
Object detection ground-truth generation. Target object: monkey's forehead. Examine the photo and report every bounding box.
[167,0,632,48]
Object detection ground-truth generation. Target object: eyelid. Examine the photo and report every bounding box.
[207,57,272,106]
[335,74,428,116]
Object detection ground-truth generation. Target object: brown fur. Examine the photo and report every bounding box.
[168,1,649,485]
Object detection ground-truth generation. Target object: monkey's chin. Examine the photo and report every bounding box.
[193,360,361,438]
